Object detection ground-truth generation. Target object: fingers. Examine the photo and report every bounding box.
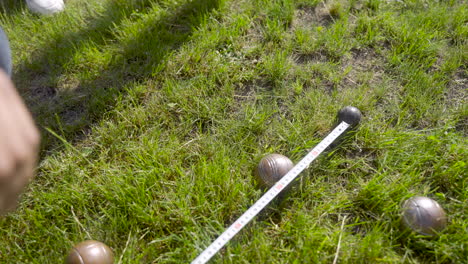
[0,154,36,215]
[0,70,40,149]
[0,70,40,214]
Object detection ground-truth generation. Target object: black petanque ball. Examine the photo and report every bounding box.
[337,106,362,126]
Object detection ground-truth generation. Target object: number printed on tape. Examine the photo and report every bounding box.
[191,122,351,264]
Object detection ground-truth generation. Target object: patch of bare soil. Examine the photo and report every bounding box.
[233,81,257,105]
[292,3,337,29]
[30,82,57,101]
[16,74,57,102]
[447,67,467,135]
[23,73,88,123]
[340,48,385,88]
[292,51,330,65]
[446,67,467,109]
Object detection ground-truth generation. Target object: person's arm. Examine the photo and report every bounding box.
[0,70,40,214]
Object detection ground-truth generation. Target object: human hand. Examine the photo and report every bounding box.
[0,70,40,214]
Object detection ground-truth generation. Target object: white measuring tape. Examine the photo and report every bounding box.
[191,121,351,264]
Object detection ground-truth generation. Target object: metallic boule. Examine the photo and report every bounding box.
[337,106,362,126]
[256,154,294,188]
[401,196,447,236]
[65,240,114,264]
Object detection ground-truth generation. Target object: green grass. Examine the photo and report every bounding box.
[0,0,466,263]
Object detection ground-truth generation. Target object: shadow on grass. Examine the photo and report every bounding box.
[0,0,25,15]
[11,0,222,154]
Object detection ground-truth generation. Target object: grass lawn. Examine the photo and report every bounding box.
[0,0,466,263]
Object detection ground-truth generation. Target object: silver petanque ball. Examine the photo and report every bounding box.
[401,196,447,236]
[256,154,294,188]
[65,240,114,264]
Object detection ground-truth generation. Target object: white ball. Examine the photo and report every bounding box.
[26,0,65,15]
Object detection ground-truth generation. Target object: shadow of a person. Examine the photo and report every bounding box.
[9,0,222,153]
[0,0,27,16]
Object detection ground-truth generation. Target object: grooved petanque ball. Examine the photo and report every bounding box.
[65,240,114,264]
[256,154,294,188]
[401,196,447,236]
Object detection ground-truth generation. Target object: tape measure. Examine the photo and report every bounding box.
[191,121,351,264]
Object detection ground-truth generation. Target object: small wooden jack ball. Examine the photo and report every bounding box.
[65,240,114,264]
[256,154,294,188]
[401,196,447,236]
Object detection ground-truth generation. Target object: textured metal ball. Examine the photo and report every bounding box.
[337,106,362,126]
[401,196,447,236]
[65,240,114,264]
[256,154,294,188]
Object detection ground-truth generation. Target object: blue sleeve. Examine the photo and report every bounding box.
[0,26,12,77]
